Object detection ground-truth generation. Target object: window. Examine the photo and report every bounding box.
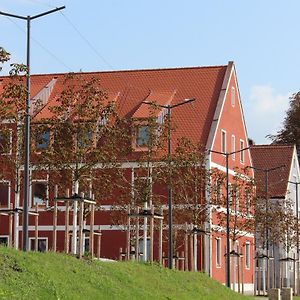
[240,140,245,163]
[215,183,222,206]
[231,135,235,160]
[0,129,12,155]
[36,129,50,150]
[221,130,226,153]
[133,176,152,204]
[228,184,232,206]
[30,238,48,252]
[32,181,47,206]
[0,236,8,246]
[231,87,235,107]
[245,242,250,269]
[0,182,9,207]
[216,238,221,267]
[136,126,150,147]
[77,128,94,149]
[84,237,90,253]
[234,187,240,213]
[245,188,251,216]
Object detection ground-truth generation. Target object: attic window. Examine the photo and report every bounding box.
[136,126,150,147]
[231,87,235,107]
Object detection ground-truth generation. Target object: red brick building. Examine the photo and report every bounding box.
[0,61,254,291]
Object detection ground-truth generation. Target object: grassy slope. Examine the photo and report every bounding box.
[0,247,252,300]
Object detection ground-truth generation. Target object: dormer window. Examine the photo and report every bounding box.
[77,128,94,149]
[136,125,150,147]
[36,129,50,150]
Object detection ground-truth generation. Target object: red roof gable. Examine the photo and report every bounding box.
[1,65,228,146]
[250,144,294,198]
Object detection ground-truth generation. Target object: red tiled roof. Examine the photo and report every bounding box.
[250,144,294,198]
[0,65,228,146]
[132,90,175,119]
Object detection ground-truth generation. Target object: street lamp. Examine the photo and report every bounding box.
[0,6,66,251]
[249,164,285,290]
[249,165,285,250]
[142,98,195,269]
[209,147,249,288]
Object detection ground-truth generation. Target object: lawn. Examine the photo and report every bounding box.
[0,246,253,299]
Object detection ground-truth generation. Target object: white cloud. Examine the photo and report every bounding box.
[244,85,291,144]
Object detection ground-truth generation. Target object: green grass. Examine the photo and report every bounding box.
[0,247,252,300]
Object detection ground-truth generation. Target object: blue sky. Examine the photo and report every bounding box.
[1,0,299,144]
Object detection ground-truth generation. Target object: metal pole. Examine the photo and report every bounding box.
[141,98,195,269]
[265,171,269,251]
[167,104,173,269]
[0,6,65,252]
[226,153,230,288]
[22,16,31,252]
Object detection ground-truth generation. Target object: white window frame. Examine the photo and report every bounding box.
[0,180,11,208]
[29,237,48,252]
[221,130,226,153]
[31,180,49,208]
[216,237,221,268]
[231,86,235,107]
[245,242,250,269]
[245,189,251,217]
[235,187,240,213]
[240,139,245,164]
[231,135,235,160]
[0,128,12,155]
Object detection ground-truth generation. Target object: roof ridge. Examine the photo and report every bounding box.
[0,64,228,79]
[251,144,294,148]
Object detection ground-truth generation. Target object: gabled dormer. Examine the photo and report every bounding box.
[132,90,175,151]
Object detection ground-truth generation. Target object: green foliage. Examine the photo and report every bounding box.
[0,247,251,300]
[268,92,300,158]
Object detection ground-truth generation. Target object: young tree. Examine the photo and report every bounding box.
[211,167,256,248]
[0,47,29,248]
[169,138,209,270]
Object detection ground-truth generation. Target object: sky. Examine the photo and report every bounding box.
[1,0,299,144]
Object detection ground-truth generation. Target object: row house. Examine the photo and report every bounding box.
[0,61,254,291]
[251,144,300,293]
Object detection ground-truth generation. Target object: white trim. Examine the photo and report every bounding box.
[18,225,127,231]
[211,224,254,238]
[206,62,233,151]
[210,161,251,178]
[206,63,254,176]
